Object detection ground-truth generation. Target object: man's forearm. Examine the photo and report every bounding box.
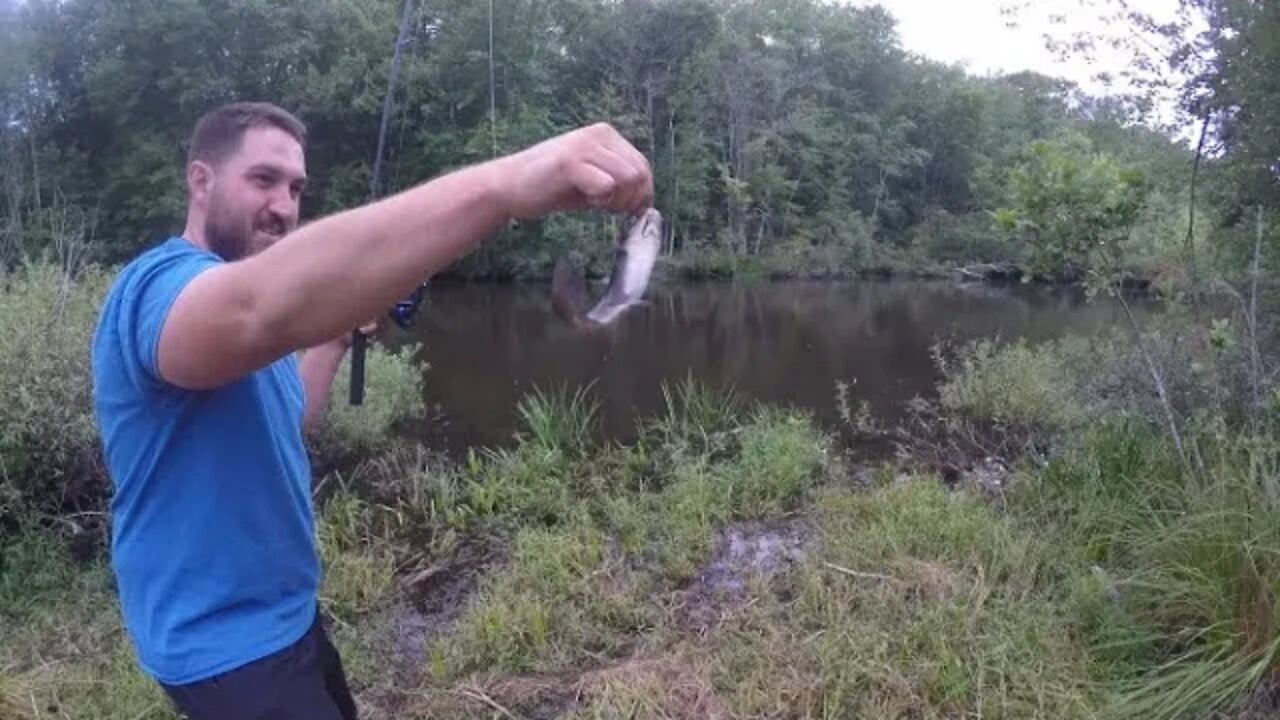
[156,123,653,391]
[247,158,509,355]
[159,158,511,389]
[299,342,346,433]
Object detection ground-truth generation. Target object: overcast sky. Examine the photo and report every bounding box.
[849,0,1196,135]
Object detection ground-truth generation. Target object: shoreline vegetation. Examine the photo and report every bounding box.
[431,254,1156,292]
[1,245,1275,719]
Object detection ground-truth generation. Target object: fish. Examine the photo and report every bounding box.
[551,207,662,329]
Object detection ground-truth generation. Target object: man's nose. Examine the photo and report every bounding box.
[266,190,298,225]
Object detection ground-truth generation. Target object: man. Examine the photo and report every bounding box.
[90,101,652,719]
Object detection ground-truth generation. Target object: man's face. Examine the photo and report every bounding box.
[194,125,307,261]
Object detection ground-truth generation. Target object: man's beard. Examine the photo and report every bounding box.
[204,194,252,262]
[203,193,288,262]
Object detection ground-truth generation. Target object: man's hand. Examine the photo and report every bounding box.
[496,123,654,220]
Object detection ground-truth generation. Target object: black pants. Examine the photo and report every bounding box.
[160,610,358,720]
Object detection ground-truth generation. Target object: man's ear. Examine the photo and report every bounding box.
[186,160,214,205]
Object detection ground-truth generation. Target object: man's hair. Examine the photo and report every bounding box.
[185,101,307,167]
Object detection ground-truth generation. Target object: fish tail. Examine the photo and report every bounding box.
[551,258,590,326]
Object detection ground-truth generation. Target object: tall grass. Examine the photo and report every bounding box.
[514,382,600,458]
[953,307,1280,719]
[1098,426,1280,719]
[0,260,113,521]
[314,341,428,462]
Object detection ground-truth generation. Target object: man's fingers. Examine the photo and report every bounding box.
[565,157,619,209]
[585,145,650,213]
[612,139,654,209]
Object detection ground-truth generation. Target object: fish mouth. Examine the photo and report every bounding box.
[626,208,660,234]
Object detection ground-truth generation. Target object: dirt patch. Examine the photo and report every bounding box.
[677,521,809,633]
[457,674,583,720]
[1211,679,1280,720]
[391,532,506,675]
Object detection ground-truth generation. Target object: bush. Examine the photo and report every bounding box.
[928,311,1252,451]
[935,336,1085,435]
[0,258,429,526]
[0,261,112,520]
[310,340,427,463]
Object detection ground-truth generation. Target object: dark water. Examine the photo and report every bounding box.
[390,279,1149,454]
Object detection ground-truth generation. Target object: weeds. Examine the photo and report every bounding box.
[514,383,601,458]
[313,341,428,462]
[0,260,113,522]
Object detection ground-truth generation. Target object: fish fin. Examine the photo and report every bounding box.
[585,298,631,325]
[551,258,591,326]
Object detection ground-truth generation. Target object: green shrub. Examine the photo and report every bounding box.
[935,336,1085,434]
[0,261,112,519]
[312,341,427,462]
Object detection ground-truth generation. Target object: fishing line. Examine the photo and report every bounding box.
[350,0,423,406]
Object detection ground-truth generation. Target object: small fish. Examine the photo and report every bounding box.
[551,208,662,328]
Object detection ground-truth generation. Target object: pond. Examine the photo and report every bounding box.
[384,278,1153,455]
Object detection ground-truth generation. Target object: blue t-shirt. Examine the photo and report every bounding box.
[91,236,319,685]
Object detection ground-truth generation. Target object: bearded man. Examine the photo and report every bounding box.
[90,101,652,720]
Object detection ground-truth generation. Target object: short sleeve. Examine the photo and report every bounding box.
[119,243,221,384]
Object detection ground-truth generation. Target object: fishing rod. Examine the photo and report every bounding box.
[350,0,428,406]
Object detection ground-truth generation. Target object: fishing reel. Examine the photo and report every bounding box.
[349,280,430,406]
[389,281,430,329]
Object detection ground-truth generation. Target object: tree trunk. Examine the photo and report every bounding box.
[1184,111,1211,294]
[668,108,677,255]
[871,164,887,236]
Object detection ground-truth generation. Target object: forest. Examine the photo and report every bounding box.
[3,0,1268,283]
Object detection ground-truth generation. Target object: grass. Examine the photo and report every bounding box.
[1025,419,1280,720]
[0,529,177,720]
[3,356,1278,720]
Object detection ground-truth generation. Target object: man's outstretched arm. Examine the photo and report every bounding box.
[155,123,652,390]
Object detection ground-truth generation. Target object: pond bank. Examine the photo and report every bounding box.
[433,255,1160,293]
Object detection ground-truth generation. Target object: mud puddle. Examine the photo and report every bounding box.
[677,520,810,633]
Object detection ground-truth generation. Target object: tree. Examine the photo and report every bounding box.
[995,132,1151,279]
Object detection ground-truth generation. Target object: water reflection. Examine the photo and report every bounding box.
[390,279,1152,454]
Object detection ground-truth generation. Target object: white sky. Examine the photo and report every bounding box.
[848,0,1197,137]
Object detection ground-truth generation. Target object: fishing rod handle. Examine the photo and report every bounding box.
[349,329,367,406]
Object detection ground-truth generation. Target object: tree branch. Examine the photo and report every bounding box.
[1184,110,1211,292]
[1115,290,1200,480]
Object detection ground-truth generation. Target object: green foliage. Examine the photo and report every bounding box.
[312,341,427,462]
[931,267,1279,718]
[513,383,600,459]
[935,337,1086,434]
[1012,418,1280,720]
[699,479,1103,718]
[0,260,112,520]
[1,0,1200,280]
[0,526,176,720]
[316,490,400,623]
[996,132,1152,279]
[435,521,652,676]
